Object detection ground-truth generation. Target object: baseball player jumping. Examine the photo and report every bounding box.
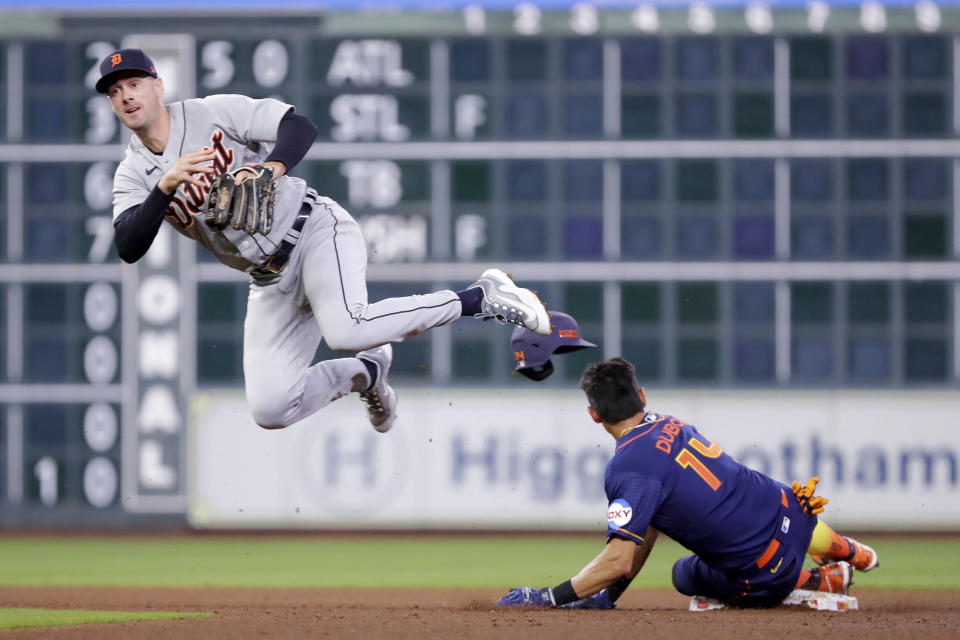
[98,48,551,433]
[497,357,879,609]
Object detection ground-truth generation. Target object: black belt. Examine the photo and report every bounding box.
[259,201,312,274]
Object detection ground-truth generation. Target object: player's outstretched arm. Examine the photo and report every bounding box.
[114,189,172,263]
[598,526,660,604]
[628,526,660,578]
[569,537,637,598]
[495,527,659,610]
[563,527,659,609]
[494,539,630,610]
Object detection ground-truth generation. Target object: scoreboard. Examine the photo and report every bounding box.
[0,1,959,525]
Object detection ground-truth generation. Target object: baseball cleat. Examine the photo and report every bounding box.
[470,268,551,336]
[808,561,853,595]
[356,344,397,433]
[812,537,879,573]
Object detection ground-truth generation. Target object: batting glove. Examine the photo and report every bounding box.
[495,586,556,608]
[792,476,829,516]
[561,589,616,610]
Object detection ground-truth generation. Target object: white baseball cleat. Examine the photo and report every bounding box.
[470,268,552,336]
[356,344,397,433]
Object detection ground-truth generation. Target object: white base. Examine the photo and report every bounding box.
[689,590,859,612]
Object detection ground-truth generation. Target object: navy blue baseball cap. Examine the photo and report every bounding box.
[95,48,158,94]
[511,311,597,381]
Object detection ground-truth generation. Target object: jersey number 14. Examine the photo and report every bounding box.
[675,437,722,491]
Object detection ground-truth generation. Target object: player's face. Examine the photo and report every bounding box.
[107,74,165,133]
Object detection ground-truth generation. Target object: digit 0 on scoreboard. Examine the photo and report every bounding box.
[24,403,121,511]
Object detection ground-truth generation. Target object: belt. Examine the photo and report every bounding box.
[259,201,312,274]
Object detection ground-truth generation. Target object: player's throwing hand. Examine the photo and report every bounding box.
[157,147,216,194]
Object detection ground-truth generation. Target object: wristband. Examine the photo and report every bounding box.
[550,579,579,606]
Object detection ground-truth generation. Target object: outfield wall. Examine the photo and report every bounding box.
[188,389,959,531]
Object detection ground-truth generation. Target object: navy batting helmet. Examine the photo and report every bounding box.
[511,311,597,381]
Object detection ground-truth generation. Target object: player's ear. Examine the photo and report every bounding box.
[638,386,646,406]
[154,76,164,97]
[587,406,602,424]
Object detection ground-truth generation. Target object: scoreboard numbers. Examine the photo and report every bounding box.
[807,2,830,32]
[200,41,235,90]
[441,2,953,35]
[514,3,543,35]
[83,456,118,508]
[251,39,289,88]
[916,0,942,31]
[33,456,58,507]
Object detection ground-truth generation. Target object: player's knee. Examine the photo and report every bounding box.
[247,390,298,430]
[250,405,292,430]
[326,342,362,354]
[323,330,372,354]
[254,418,288,430]
[244,367,307,429]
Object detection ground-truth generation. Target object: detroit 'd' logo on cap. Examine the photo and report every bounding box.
[607,499,632,528]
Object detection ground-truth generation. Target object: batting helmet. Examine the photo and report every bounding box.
[511,311,597,381]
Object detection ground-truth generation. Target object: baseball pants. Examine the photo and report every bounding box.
[242,197,461,428]
[672,488,819,607]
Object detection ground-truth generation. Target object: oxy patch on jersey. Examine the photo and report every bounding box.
[167,129,235,226]
[607,499,633,529]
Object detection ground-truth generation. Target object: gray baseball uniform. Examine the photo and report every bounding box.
[112,94,461,428]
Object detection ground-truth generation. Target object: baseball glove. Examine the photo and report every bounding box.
[205,164,277,235]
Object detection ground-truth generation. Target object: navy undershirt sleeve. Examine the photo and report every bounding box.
[264,108,318,172]
[113,185,174,263]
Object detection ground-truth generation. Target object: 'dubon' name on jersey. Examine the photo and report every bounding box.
[111,94,309,273]
[604,412,792,571]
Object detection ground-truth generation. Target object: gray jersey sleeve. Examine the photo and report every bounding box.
[196,94,292,146]
[112,149,153,221]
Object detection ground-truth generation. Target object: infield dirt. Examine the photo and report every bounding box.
[0,586,957,639]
